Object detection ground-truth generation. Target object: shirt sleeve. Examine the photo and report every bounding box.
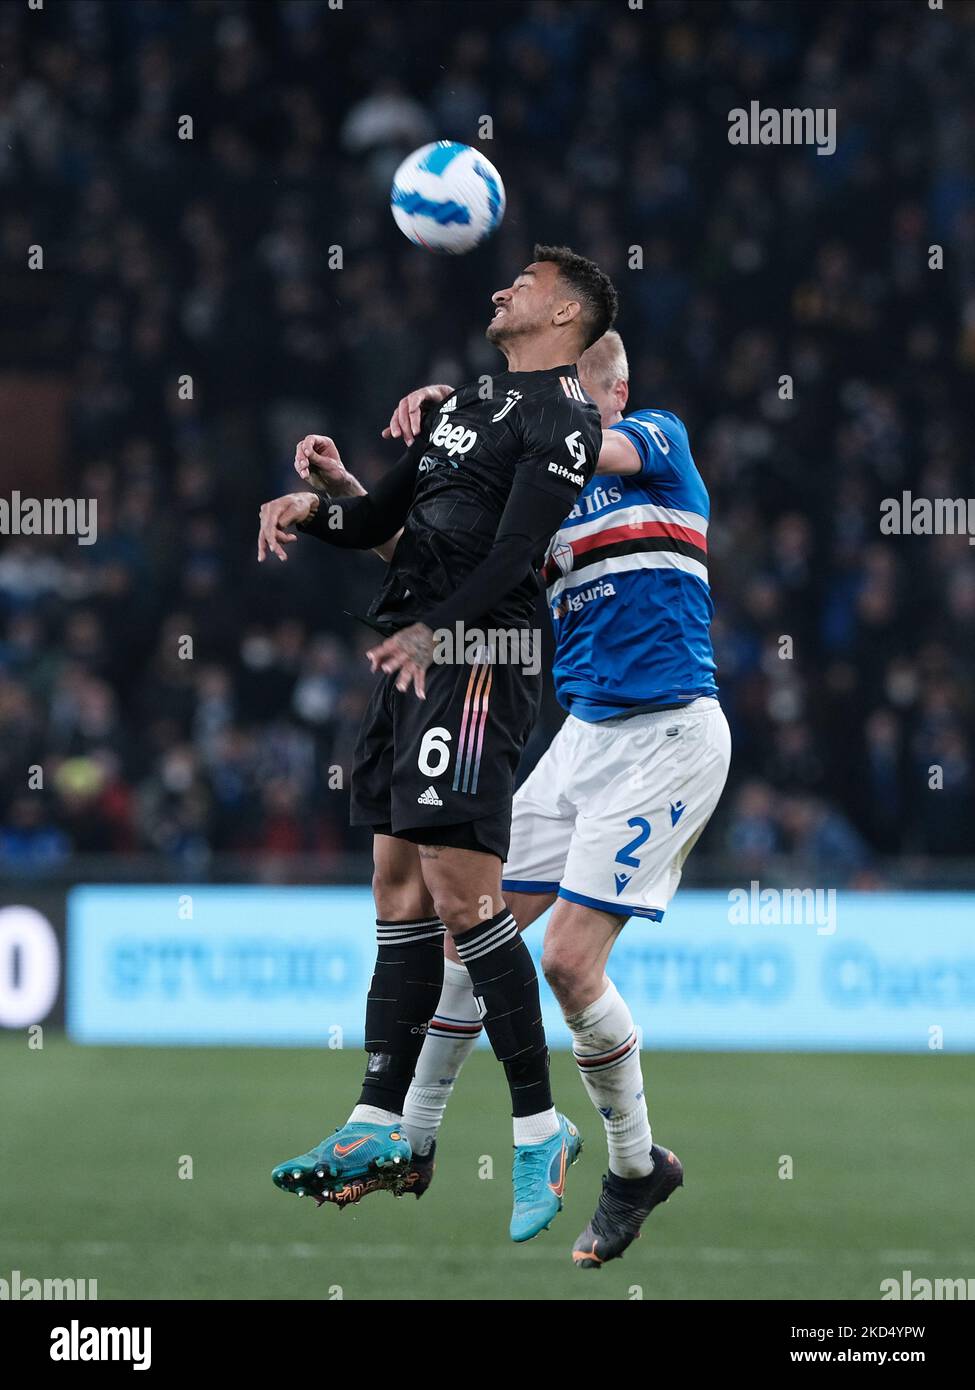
[297,441,422,550]
[611,411,687,480]
[511,387,602,505]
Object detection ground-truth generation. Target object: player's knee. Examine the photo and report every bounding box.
[430,890,474,933]
[541,942,596,1008]
[540,946,568,994]
[372,866,429,922]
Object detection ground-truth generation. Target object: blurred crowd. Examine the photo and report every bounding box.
[1,0,974,881]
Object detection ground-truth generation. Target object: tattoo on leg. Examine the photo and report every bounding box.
[417,844,448,859]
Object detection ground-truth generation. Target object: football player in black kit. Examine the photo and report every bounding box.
[257,246,617,1241]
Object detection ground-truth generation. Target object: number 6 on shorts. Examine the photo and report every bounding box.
[417,727,452,778]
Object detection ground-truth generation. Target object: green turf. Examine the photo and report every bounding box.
[1,1037,971,1300]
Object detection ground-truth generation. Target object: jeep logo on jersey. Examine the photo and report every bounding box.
[430,414,478,457]
[564,430,587,467]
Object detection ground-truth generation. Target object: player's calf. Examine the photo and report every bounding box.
[421,851,563,1145]
[543,906,656,1180]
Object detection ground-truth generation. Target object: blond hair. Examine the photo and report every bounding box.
[578,329,629,390]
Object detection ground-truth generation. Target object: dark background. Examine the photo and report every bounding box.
[1,0,974,886]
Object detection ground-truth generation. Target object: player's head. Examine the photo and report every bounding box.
[577,330,630,427]
[487,244,618,361]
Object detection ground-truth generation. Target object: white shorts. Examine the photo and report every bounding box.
[502,697,731,920]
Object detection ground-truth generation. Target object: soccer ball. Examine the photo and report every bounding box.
[390,141,506,255]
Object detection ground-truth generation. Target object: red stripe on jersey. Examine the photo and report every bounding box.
[569,518,708,559]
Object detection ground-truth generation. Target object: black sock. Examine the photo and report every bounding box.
[452,906,553,1118]
[358,917,445,1114]
[608,1165,656,1190]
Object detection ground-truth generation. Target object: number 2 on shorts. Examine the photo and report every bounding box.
[615,816,652,868]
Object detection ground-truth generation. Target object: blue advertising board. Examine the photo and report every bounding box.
[67,887,975,1050]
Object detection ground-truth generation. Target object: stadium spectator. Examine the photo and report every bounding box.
[1,0,973,877]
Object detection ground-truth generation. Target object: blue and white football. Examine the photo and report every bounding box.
[390,141,506,255]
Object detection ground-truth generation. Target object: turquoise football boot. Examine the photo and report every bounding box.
[319,1141,438,1209]
[271,1122,412,1203]
[509,1114,582,1242]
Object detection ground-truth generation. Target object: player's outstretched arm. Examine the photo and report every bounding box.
[293,434,400,562]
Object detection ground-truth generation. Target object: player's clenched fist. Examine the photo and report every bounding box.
[381,383,454,447]
[257,492,319,563]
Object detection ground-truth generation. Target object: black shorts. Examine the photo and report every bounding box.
[350,657,542,862]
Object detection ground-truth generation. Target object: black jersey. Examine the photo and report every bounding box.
[370,364,602,631]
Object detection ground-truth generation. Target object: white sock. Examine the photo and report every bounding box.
[401,959,485,1157]
[566,980,653,1179]
[512,1108,560,1146]
[347,1104,401,1125]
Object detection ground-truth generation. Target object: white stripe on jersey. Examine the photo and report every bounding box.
[562,501,709,542]
[547,549,709,601]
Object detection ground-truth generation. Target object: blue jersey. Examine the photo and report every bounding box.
[541,408,718,721]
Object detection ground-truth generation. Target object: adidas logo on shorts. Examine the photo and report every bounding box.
[417,786,443,807]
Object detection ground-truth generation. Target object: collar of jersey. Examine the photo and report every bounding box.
[495,363,580,383]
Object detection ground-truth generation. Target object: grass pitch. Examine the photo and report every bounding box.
[1,1038,971,1301]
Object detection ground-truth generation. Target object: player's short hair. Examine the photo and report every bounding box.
[579,330,629,390]
[533,243,619,352]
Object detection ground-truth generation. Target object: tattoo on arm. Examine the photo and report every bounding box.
[398,629,433,662]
